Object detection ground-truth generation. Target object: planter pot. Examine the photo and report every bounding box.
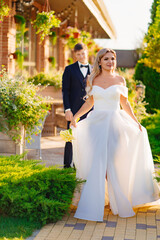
[11,52,18,60]
[65,34,70,39]
[73,32,80,38]
[37,86,62,99]
[48,57,54,63]
[0,126,25,155]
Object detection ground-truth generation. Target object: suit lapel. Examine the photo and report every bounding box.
[73,61,85,86]
[89,64,92,75]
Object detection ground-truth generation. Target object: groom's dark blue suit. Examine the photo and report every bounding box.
[62,61,92,168]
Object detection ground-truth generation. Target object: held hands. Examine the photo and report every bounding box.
[70,116,79,128]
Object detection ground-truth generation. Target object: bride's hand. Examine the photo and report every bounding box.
[138,122,142,132]
[70,117,77,128]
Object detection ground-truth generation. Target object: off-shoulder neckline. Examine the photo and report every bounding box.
[92,84,128,91]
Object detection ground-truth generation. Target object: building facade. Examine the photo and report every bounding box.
[0,0,116,75]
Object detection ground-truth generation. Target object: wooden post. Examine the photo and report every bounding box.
[75,8,78,28]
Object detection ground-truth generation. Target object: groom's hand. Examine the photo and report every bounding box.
[65,110,73,121]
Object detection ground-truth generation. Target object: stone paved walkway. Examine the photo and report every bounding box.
[27,132,160,240]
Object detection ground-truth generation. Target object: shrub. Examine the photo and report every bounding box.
[141,109,160,163]
[134,62,160,113]
[117,68,149,122]
[0,66,50,142]
[31,11,61,43]
[0,155,78,225]
[28,71,63,89]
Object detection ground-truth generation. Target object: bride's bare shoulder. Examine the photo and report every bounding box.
[115,74,126,86]
[92,76,100,85]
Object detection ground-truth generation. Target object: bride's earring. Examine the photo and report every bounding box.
[99,65,101,69]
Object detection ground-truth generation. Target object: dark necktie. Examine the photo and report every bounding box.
[80,64,89,68]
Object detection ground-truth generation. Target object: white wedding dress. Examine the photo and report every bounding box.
[71,85,160,221]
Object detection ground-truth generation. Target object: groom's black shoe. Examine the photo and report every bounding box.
[64,163,76,170]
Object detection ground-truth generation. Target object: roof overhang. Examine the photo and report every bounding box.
[82,0,116,39]
[33,0,116,39]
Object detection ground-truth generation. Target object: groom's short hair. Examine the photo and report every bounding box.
[74,43,87,52]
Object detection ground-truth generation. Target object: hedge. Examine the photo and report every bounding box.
[141,109,160,162]
[134,62,160,113]
[27,72,62,89]
[0,155,77,225]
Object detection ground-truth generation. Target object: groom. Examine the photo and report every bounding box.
[62,43,92,168]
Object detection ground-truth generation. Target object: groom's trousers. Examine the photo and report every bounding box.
[64,121,72,168]
[63,110,93,168]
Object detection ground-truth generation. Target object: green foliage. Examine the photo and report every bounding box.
[28,71,62,89]
[50,31,57,45]
[0,154,78,225]
[31,11,61,43]
[0,216,41,239]
[140,0,160,72]
[149,0,159,27]
[48,56,56,68]
[0,0,10,22]
[145,109,160,181]
[15,15,27,48]
[141,109,160,163]
[0,66,50,142]
[134,62,160,112]
[117,68,149,122]
[61,27,100,53]
[15,50,24,70]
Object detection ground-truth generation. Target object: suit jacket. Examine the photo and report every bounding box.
[62,61,92,119]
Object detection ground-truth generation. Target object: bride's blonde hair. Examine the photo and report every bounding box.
[86,48,116,96]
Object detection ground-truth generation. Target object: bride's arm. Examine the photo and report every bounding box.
[120,95,142,131]
[70,96,94,127]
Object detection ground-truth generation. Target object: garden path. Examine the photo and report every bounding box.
[27,129,160,240]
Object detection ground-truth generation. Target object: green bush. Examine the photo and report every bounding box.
[0,66,49,142]
[28,71,63,89]
[117,68,149,122]
[141,109,160,163]
[134,62,160,113]
[0,155,77,225]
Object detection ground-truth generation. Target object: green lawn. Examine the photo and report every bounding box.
[0,216,41,240]
[0,155,77,240]
[141,109,160,163]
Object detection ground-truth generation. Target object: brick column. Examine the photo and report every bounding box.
[44,36,49,73]
[0,0,16,75]
[36,34,45,72]
[57,22,68,70]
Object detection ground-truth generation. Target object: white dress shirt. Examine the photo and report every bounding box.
[78,61,89,77]
[65,61,89,113]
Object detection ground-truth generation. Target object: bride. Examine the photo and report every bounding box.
[70,48,159,221]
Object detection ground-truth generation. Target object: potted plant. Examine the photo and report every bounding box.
[0,0,10,23]
[10,52,18,60]
[10,50,24,69]
[62,27,81,49]
[81,30,91,45]
[48,56,56,68]
[14,14,26,25]
[73,31,80,39]
[50,31,57,45]
[31,11,61,43]
[94,44,101,54]
[0,66,50,154]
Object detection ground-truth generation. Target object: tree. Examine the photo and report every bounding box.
[134,0,160,112]
[139,0,160,72]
